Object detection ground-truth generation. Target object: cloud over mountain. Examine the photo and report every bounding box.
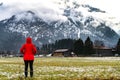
[0,0,120,51]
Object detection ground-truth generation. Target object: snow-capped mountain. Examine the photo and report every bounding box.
[0,0,119,50]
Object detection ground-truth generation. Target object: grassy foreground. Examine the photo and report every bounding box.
[0,57,120,80]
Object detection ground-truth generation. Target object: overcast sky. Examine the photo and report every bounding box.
[0,0,120,21]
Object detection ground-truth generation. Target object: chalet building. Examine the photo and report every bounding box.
[52,49,73,57]
[112,49,118,56]
[94,47,113,56]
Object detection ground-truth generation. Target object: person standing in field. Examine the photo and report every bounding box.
[20,37,37,78]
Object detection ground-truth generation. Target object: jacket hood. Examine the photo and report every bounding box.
[26,37,32,44]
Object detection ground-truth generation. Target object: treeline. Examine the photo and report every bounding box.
[40,36,120,56]
[40,37,94,56]
[0,36,120,57]
[74,37,94,56]
[40,38,75,54]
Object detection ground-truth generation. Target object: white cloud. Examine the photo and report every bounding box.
[0,0,67,21]
[0,0,120,22]
[76,0,120,19]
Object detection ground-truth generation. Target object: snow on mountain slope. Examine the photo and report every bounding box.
[0,0,120,50]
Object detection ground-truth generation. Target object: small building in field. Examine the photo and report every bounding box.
[52,49,73,57]
[94,46,113,56]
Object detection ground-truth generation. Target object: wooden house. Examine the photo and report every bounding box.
[94,46,113,56]
[52,49,72,57]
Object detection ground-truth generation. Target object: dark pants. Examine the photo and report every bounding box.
[24,60,34,77]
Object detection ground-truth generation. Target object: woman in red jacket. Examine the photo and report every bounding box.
[20,37,37,77]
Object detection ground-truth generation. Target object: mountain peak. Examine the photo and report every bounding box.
[27,11,35,15]
[14,11,37,21]
[0,0,119,51]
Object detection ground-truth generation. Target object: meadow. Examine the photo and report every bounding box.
[0,57,120,80]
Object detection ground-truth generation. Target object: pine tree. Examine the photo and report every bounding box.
[84,37,94,55]
[73,38,84,56]
[116,38,120,54]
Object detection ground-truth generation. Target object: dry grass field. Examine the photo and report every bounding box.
[0,57,120,80]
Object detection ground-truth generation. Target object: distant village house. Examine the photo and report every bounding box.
[52,49,74,57]
[94,46,113,56]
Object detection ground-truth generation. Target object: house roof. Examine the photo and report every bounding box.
[54,49,69,53]
[94,46,112,50]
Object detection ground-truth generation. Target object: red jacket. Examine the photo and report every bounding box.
[20,37,37,60]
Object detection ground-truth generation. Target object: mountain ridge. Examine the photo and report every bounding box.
[0,2,119,51]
